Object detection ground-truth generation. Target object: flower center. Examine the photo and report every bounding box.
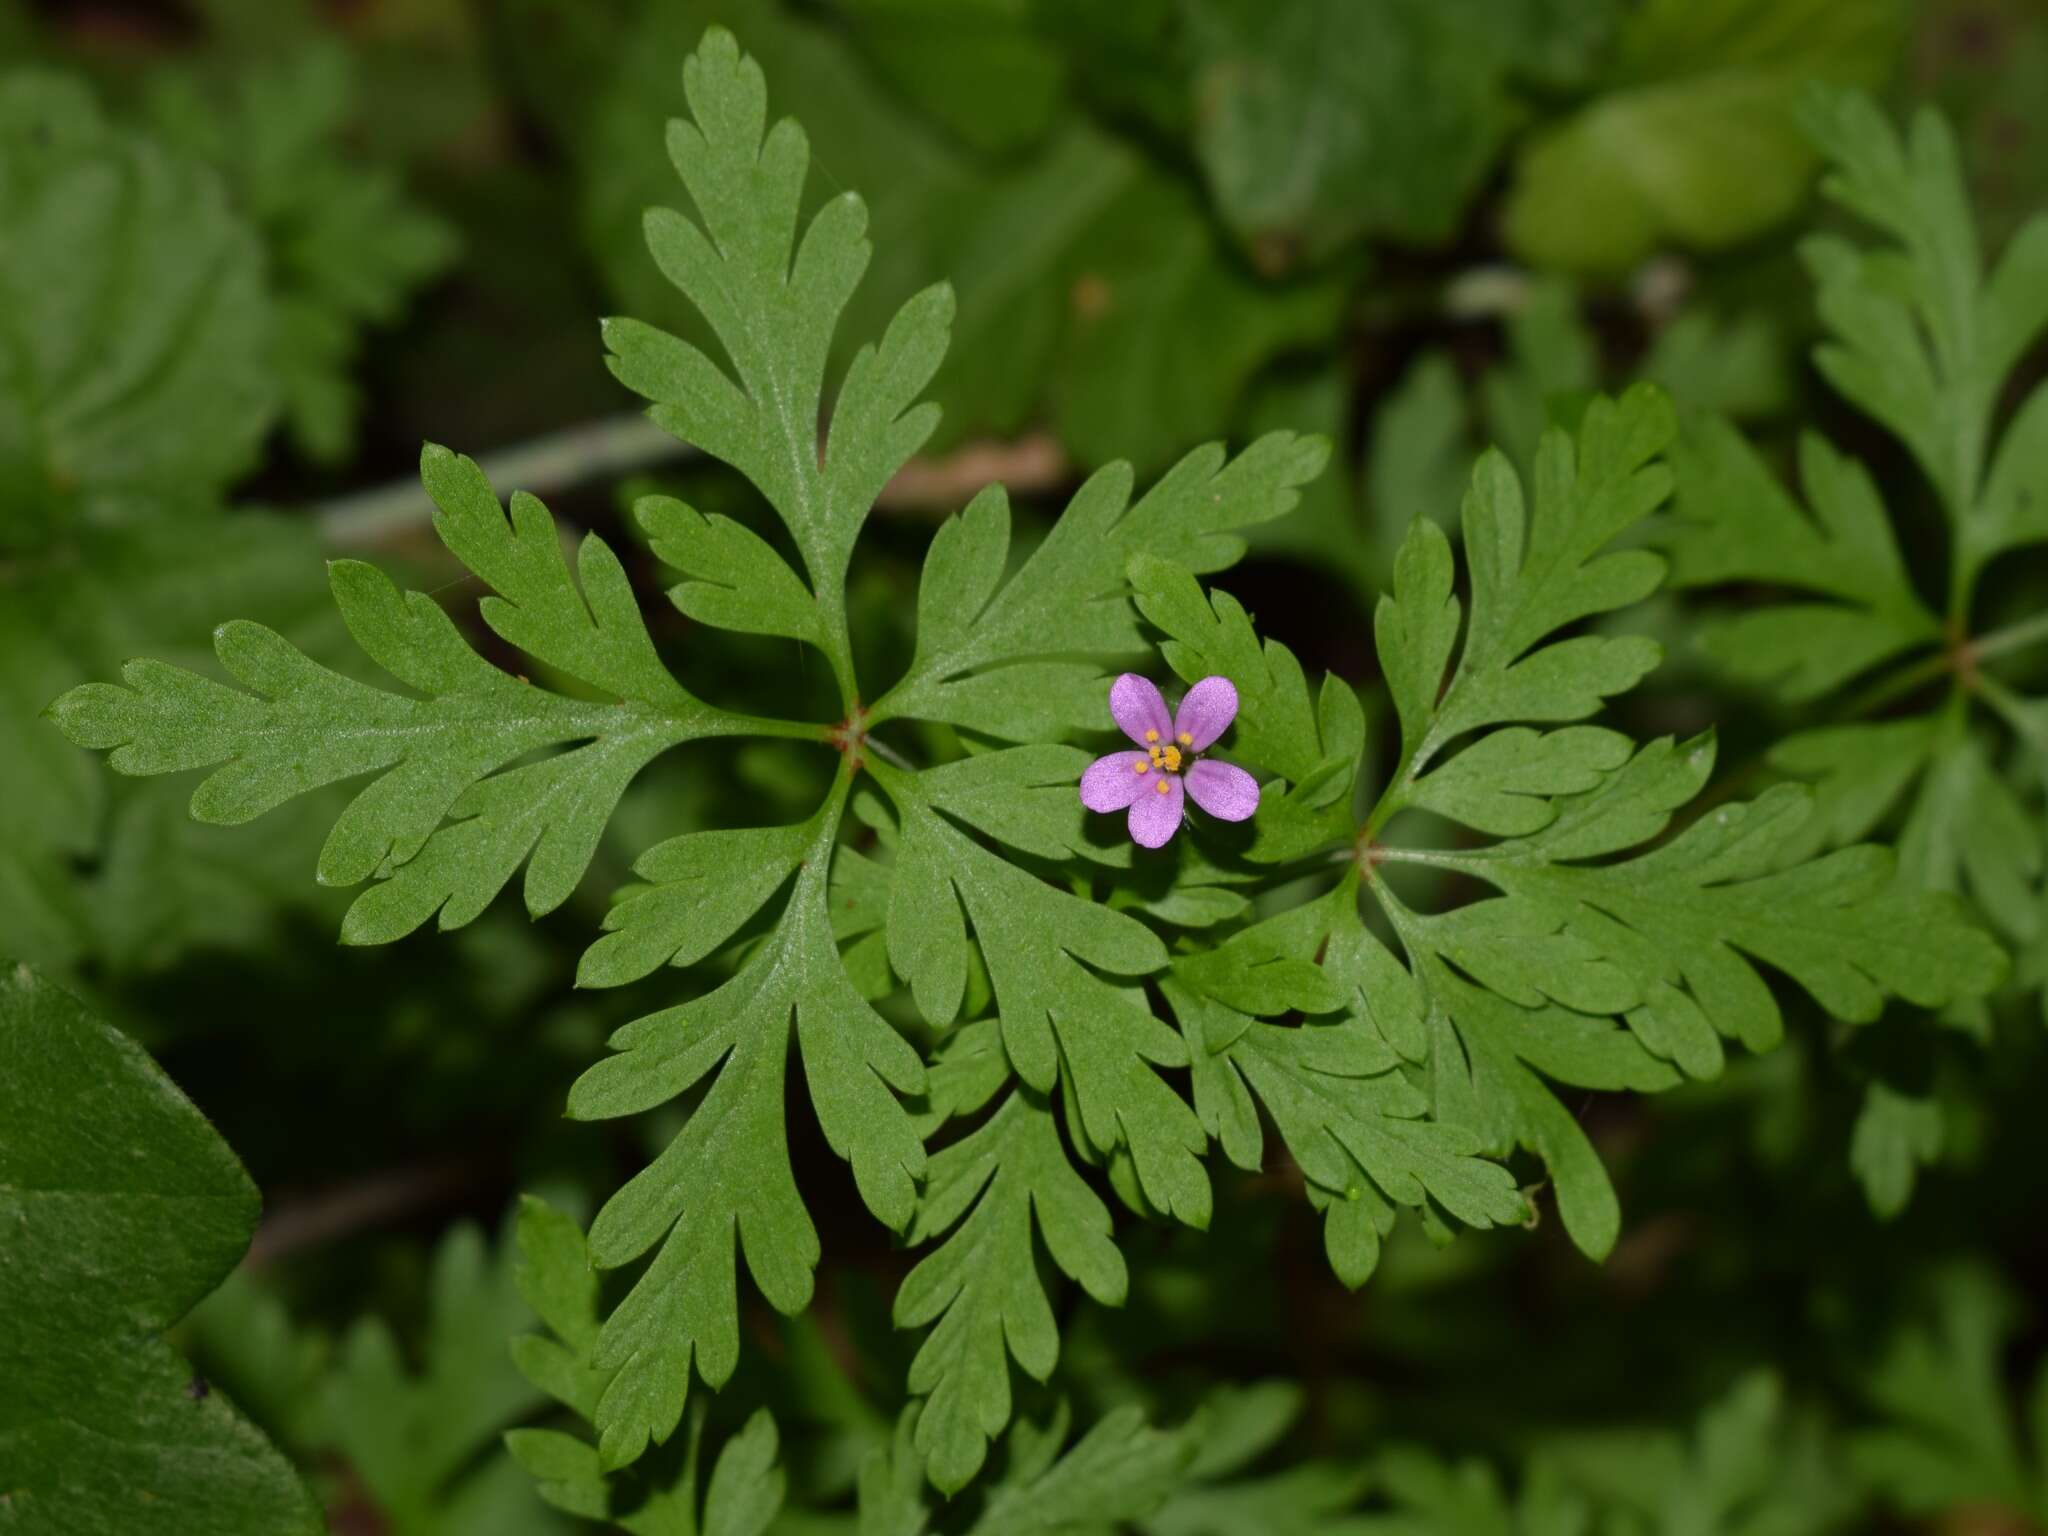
[1135,737,1187,777]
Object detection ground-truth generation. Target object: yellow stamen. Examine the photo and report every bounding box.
[1177,731,1193,746]
[1154,778,1170,794]
[1144,728,1159,743]
[1132,756,1149,774]
[1160,745,1183,772]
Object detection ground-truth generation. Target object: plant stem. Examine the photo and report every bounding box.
[315,413,693,548]
[712,711,837,743]
[1372,843,1475,871]
[1840,647,1950,721]
[865,735,916,771]
[1971,610,2048,666]
[1977,673,2048,768]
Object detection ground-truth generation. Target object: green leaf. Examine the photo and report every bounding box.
[1,606,108,970]
[510,1196,608,1424]
[508,1213,794,1536]
[320,1218,555,1532]
[1406,726,1634,838]
[1478,279,1600,481]
[1147,1382,1372,1536]
[1764,717,1943,864]
[894,1093,1128,1493]
[1350,385,2005,1258]
[635,494,825,650]
[3,504,343,972]
[596,0,1318,473]
[1846,1268,2043,1522]
[508,1195,717,1533]
[0,72,274,549]
[182,1270,329,1455]
[49,447,758,945]
[1168,884,1529,1289]
[1376,383,1674,780]
[837,0,1067,156]
[599,23,953,704]
[577,822,814,988]
[1666,418,1941,701]
[1541,1370,1857,1533]
[875,433,1329,743]
[1641,309,1795,422]
[856,1408,932,1536]
[1369,349,1473,567]
[1052,170,1344,470]
[970,1404,1197,1535]
[1425,770,2008,1073]
[872,757,1204,1225]
[1503,0,1904,274]
[1802,85,2048,541]
[1364,1445,1584,1536]
[1899,732,2046,950]
[1849,1080,1945,1221]
[144,40,458,463]
[1658,96,2048,1027]
[568,782,925,1470]
[577,0,1134,461]
[1980,377,2048,569]
[1179,0,1520,261]
[1662,421,1933,704]
[0,962,322,1534]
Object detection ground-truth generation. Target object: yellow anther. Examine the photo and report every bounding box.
[1159,745,1183,772]
[1132,756,1149,774]
[1144,728,1159,743]
[1177,731,1193,746]
[1154,778,1170,794]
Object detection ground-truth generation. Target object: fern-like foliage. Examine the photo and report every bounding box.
[1666,87,2048,1213]
[144,39,459,464]
[46,31,2008,1504]
[1128,384,2000,1277]
[1145,1371,1853,1536]
[1846,1266,2048,1525]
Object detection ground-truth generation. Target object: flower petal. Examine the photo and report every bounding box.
[1173,676,1239,751]
[1127,771,1184,848]
[1080,750,1151,813]
[1185,758,1260,822]
[1109,673,1173,747]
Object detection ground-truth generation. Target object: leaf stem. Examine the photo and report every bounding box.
[865,734,916,771]
[1372,844,1475,871]
[1361,770,1415,844]
[706,709,836,744]
[1839,647,1951,721]
[1971,610,2048,667]
[813,588,863,721]
[1976,674,2048,777]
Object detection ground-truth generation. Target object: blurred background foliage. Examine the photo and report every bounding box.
[5,0,2048,1531]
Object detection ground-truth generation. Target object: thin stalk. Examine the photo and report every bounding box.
[865,735,916,772]
[315,414,692,549]
[1371,844,1478,872]
[811,583,863,722]
[710,711,837,743]
[1971,609,2048,667]
[1978,673,2048,763]
[1838,646,1950,721]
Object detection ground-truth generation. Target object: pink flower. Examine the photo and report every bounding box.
[1078,673,1260,848]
